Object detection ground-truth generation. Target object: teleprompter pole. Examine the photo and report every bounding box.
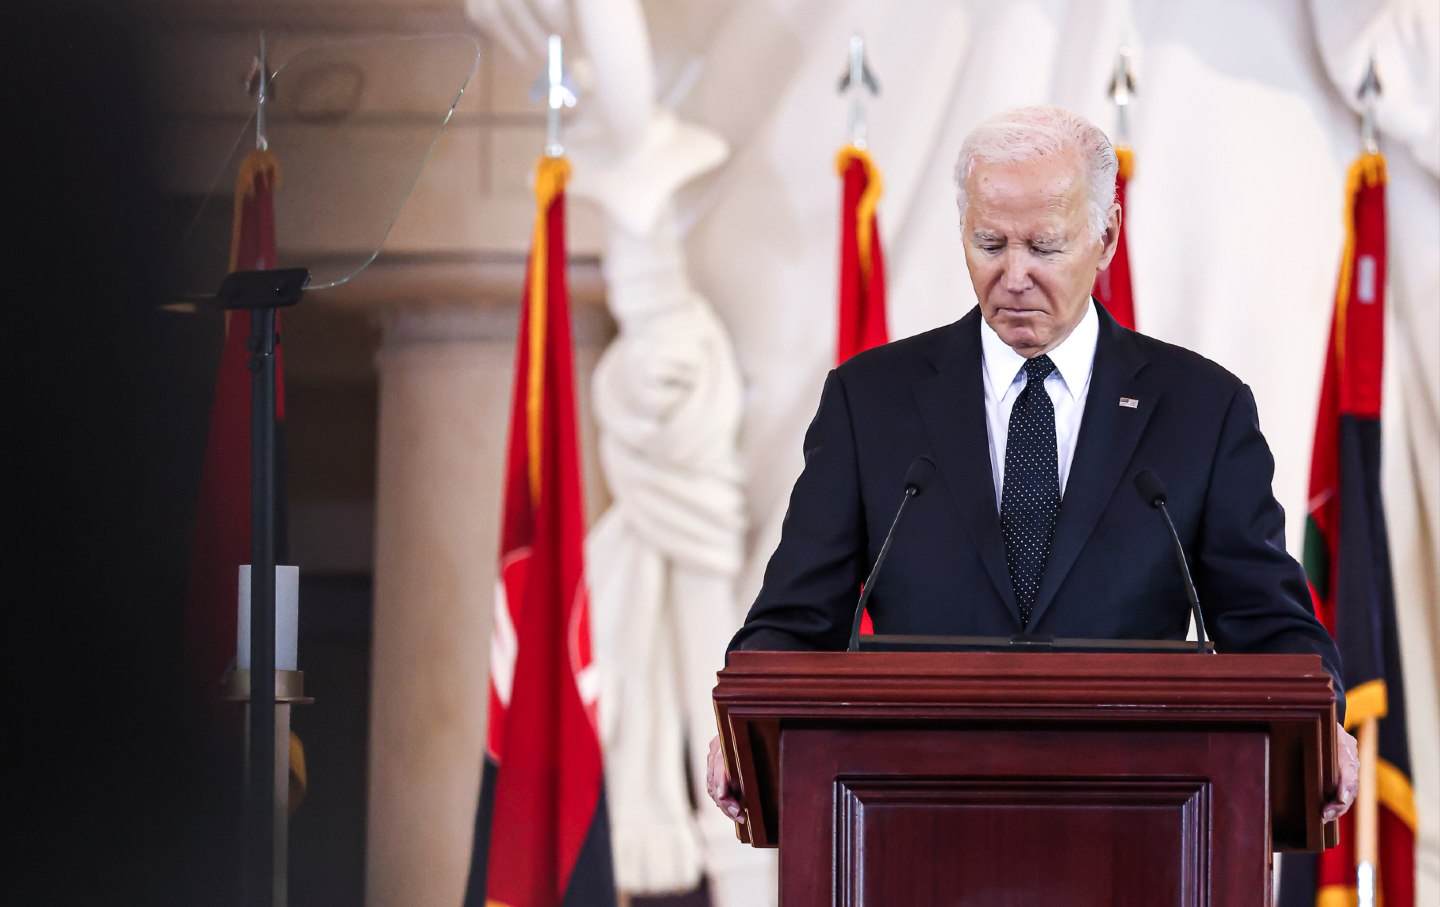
[216,266,308,907]
[246,305,277,907]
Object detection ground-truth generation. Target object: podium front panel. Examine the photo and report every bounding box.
[779,726,1273,906]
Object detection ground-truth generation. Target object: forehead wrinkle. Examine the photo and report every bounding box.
[965,166,1088,244]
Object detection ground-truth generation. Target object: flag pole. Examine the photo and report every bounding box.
[255,31,270,152]
[1106,42,1137,185]
[1108,44,1135,148]
[541,34,576,159]
[834,33,888,639]
[463,34,618,906]
[1352,51,1383,907]
[1095,43,1138,330]
[838,33,879,149]
[1357,53,1381,156]
[1357,715,1380,906]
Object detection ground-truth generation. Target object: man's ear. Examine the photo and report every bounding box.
[1097,203,1122,269]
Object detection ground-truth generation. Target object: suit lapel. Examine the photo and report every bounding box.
[913,309,1019,623]
[1026,306,1155,630]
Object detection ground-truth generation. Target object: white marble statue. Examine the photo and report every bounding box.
[465,1,774,902]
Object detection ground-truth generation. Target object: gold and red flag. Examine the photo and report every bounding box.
[836,145,889,362]
[836,144,889,636]
[464,156,616,907]
[1279,151,1416,907]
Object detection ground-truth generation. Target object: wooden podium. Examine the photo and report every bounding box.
[713,651,1338,906]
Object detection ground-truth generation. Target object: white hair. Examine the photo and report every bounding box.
[953,106,1118,242]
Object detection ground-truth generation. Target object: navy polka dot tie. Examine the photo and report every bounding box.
[1001,355,1060,627]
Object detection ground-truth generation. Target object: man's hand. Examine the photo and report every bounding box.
[1324,722,1360,822]
[706,734,744,824]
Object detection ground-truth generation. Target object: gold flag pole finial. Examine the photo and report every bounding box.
[837,34,880,149]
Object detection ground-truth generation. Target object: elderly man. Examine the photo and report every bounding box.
[707,105,1358,825]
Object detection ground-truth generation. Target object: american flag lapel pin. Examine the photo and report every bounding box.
[1119,397,1139,409]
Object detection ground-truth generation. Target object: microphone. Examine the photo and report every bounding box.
[1134,469,1210,653]
[847,456,937,651]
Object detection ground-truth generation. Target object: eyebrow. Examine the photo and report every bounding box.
[971,230,1003,243]
[1031,236,1065,249]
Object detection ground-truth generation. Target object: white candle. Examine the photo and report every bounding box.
[237,565,299,671]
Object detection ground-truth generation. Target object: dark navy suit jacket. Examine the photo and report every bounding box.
[730,303,1343,699]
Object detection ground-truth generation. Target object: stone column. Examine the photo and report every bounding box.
[365,298,610,907]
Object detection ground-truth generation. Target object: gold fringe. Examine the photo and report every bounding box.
[526,156,571,504]
[1344,678,1390,729]
[1316,884,1357,907]
[1377,757,1418,832]
[227,149,282,274]
[1115,144,1135,181]
[1333,152,1387,367]
[836,145,884,278]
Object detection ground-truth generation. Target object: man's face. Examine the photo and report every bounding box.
[962,153,1119,358]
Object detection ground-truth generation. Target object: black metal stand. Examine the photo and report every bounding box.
[217,267,309,907]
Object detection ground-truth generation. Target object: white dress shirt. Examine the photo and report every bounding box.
[980,300,1099,508]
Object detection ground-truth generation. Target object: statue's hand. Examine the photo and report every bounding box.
[620,317,704,420]
[463,0,571,61]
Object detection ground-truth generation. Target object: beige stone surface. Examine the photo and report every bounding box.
[366,302,610,907]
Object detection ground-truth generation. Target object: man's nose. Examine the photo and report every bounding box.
[1001,247,1032,292]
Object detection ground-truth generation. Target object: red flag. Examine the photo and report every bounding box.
[1093,145,1136,329]
[182,148,306,806]
[465,157,616,907]
[837,145,889,636]
[1279,153,1417,907]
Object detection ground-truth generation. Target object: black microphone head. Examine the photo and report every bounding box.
[1134,469,1167,508]
[904,456,937,494]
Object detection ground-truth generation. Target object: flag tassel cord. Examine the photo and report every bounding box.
[525,156,571,502]
[525,32,574,500]
[836,146,883,279]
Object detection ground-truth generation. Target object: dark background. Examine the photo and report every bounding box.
[3,3,719,903]
[6,2,241,903]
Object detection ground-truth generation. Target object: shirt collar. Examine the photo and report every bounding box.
[979,298,1099,402]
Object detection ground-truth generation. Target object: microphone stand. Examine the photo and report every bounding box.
[847,486,918,652]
